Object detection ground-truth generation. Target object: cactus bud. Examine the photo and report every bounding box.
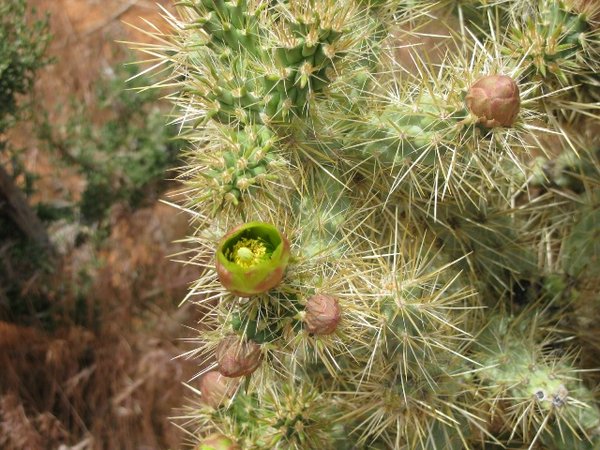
[465,75,520,128]
[197,434,240,450]
[215,222,290,296]
[216,335,263,378]
[304,294,341,335]
[198,371,239,408]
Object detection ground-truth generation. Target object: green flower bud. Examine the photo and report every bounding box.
[304,294,341,335]
[216,335,263,378]
[197,434,240,450]
[465,75,520,128]
[215,222,290,296]
[198,371,239,408]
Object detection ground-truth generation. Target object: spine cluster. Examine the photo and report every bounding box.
[136,0,600,448]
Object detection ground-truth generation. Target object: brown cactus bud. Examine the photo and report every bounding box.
[216,335,263,378]
[465,75,520,128]
[304,294,341,335]
[198,371,239,408]
[197,434,240,450]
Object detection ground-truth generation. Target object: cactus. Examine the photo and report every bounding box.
[134,0,600,448]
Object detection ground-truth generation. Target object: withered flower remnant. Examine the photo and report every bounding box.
[465,75,520,128]
[304,294,342,335]
[216,335,263,378]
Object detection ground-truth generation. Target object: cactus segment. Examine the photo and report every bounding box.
[182,124,288,216]
[172,0,377,127]
[430,203,538,293]
[190,384,340,449]
[134,0,600,448]
[507,1,595,87]
[530,147,600,194]
[230,290,302,344]
[475,314,600,448]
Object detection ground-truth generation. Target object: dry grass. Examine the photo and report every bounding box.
[0,318,191,449]
[1,201,202,449]
[1,1,205,448]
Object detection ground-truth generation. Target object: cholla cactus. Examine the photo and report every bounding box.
[133,0,600,448]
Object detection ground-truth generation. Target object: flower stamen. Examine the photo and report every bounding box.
[228,238,268,268]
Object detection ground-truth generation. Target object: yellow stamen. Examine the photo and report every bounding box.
[227,237,268,268]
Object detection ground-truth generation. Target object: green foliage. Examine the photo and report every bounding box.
[0,0,50,225]
[0,0,53,326]
[0,0,50,132]
[40,62,184,223]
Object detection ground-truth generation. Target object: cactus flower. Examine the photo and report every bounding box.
[198,371,239,408]
[215,222,290,296]
[304,294,341,335]
[216,335,263,378]
[465,75,520,128]
[197,434,240,450]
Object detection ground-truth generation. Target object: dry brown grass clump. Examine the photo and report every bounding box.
[0,2,209,448]
[0,301,194,449]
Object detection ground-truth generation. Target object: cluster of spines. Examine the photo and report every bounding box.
[183,124,285,213]
[174,0,369,126]
[473,312,600,449]
[133,0,600,448]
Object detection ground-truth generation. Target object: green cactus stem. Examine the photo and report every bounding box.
[475,314,600,448]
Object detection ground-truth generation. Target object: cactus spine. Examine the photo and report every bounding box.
[135,0,600,448]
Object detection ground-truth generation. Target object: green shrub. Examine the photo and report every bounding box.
[0,0,50,132]
[40,62,184,223]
